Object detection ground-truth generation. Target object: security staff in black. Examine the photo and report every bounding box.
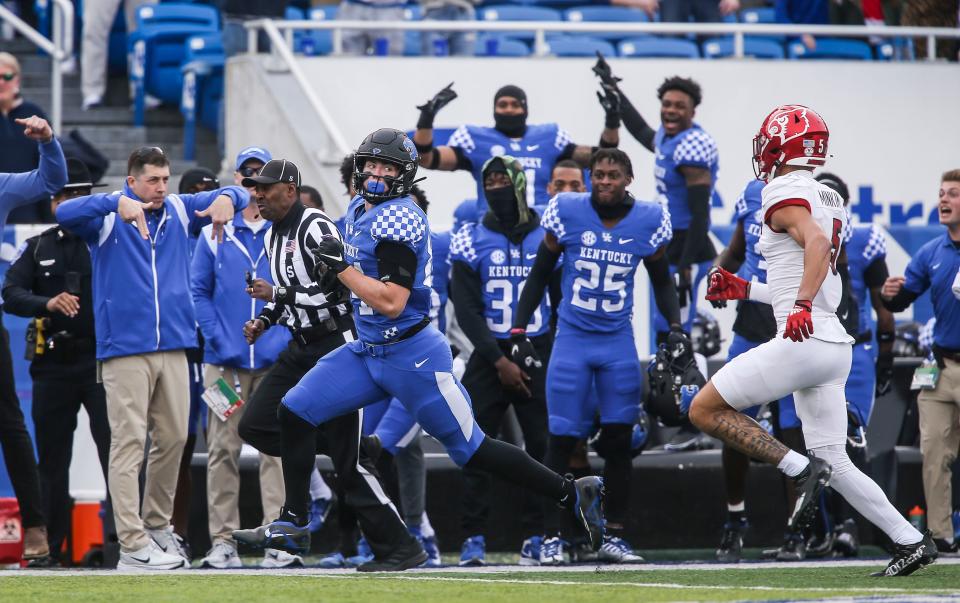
[1,158,111,564]
[235,159,423,569]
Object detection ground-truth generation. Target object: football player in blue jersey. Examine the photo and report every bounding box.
[593,56,718,339]
[412,83,619,210]
[450,155,555,567]
[708,179,808,562]
[237,128,606,570]
[512,148,690,565]
[814,173,895,557]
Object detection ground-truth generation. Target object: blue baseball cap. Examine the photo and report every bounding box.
[235,146,272,171]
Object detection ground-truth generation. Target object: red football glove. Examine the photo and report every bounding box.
[783,300,814,342]
[705,266,750,306]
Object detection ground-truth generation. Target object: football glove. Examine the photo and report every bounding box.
[783,300,814,342]
[705,266,750,305]
[509,328,543,371]
[416,82,457,129]
[875,347,895,397]
[596,86,621,129]
[666,324,694,366]
[311,236,349,279]
[591,51,622,89]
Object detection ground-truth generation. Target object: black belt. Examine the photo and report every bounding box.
[394,317,430,344]
[933,344,960,363]
[293,314,353,346]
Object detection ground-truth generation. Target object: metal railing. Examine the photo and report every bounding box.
[245,19,960,61]
[0,0,74,134]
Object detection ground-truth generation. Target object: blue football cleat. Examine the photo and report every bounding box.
[539,536,567,566]
[307,497,333,533]
[459,535,486,567]
[232,519,310,555]
[409,525,441,568]
[318,551,348,568]
[345,536,374,566]
[519,536,542,566]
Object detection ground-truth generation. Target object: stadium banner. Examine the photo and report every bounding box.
[0,223,939,497]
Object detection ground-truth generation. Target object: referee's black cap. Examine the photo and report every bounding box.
[242,159,301,188]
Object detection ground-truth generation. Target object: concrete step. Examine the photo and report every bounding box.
[73,124,196,145]
[62,104,185,127]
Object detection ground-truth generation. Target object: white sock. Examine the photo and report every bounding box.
[777,450,810,477]
[810,445,922,545]
[727,502,745,513]
[420,511,435,539]
[309,468,332,501]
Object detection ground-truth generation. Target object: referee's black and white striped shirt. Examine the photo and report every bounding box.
[258,202,351,334]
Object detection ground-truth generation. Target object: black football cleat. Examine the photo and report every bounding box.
[787,457,832,532]
[357,539,427,572]
[716,517,748,563]
[573,476,606,552]
[233,509,310,555]
[872,531,938,577]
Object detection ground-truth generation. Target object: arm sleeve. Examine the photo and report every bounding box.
[54,192,120,242]
[748,280,771,304]
[0,240,51,318]
[189,237,220,346]
[863,257,890,290]
[617,88,656,152]
[645,249,682,326]
[881,287,919,313]
[451,260,503,364]
[512,241,561,330]
[375,240,418,290]
[679,183,711,268]
[257,301,284,328]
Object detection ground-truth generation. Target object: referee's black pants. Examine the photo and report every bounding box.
[30,359,111,558]
[459,334,551,540]
[0,309,45,528]
[238,326,412,557]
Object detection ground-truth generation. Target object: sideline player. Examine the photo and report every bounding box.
[235,129,606,569]
[412,83,619,210]
[512,148,688,565]
[693,104,937,577]
[708,178,805,563]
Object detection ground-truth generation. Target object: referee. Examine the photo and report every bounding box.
[236,159,422,569]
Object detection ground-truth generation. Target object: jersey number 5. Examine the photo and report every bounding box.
[572,260,630,313]
[829,218,842,275]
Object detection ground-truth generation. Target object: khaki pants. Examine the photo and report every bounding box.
[918,357,960,541]
[204,365,284,545]
[102,350,188,552]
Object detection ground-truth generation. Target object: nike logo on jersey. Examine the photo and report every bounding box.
[526,144,539,151]
[415,358,429,368]
[526,253,538,260]
[619,238,633,245]
[933,262,942,270]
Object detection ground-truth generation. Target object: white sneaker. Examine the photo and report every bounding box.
[539,536,567,566]
[261,548,304,569]
[82,94,103,110]
[200,541,242,569]
[148,527,191,565]
[117,541,188,571]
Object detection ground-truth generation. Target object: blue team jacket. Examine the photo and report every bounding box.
[56,183,248,360]
[190,215,289,369]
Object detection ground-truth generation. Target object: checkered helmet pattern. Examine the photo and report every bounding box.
[371,204,426,246]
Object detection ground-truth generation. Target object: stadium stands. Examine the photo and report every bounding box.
[788,37,875,60]
[619,37,701,59]
[180,33,224,160]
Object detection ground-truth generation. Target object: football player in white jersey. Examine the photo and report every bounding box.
[690,105,938,577]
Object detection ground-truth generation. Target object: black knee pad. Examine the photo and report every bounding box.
[590,423,632,461]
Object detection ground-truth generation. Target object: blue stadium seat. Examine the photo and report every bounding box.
[482,5,562,42]
[788,38,873,60]
[740,7,775,24]
[618,37,700,58]
[702,36,784,59]
[403,5,423,56]
[180,33,224,159]
[546,35,616,57]
[129,2,220,124]
[304,6,335,55]
[563,6,650,41]
[475,35,531,56]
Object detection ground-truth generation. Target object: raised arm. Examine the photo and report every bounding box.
[413,82,464,172]
[0,117,68,213]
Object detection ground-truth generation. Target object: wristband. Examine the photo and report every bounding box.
[414,139,434,154]
[599,137,618,148]
[877,331,894,343]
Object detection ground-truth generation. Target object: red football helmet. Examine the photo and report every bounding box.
[752,105,829,181]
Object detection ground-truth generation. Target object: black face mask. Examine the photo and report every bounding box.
[494,112,526,138]
[485,186,519,227]
[590,189,632,220]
